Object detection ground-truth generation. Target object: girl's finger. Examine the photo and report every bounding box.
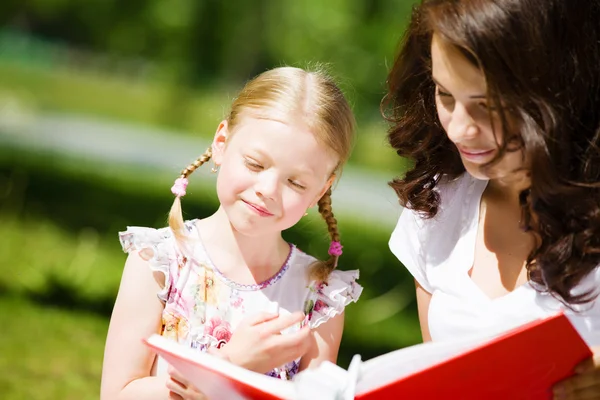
[168,366,191,387]
[166,377,187,395]
[271,325,312,357]
[245,311,279,326]
[168,390,184,400]
[263,311,305,334]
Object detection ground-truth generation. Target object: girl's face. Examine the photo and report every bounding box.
[211,116,338,237]
[431,33,527,183]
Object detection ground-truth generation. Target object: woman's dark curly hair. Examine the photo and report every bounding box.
[383,0,600,305]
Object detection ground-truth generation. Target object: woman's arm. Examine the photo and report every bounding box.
[415,280,432,342]
[100,252,169,400]
[298,313,345,370]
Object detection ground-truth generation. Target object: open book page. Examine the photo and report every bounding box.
[145,334,296,400]
[352,312,591,399]
[355,333,491,395]
[354,311,559,395]
[291,360,351,400]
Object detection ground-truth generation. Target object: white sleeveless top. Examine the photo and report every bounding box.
[389,173,600,346]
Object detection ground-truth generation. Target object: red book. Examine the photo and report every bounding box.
[144,312,592,400]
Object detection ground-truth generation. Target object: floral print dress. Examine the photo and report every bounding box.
[119,220,362,381]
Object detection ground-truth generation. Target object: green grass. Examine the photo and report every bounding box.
[0,217,122,307]
[0,295,107,400]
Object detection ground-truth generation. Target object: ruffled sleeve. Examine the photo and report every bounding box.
[306,269,363,329]
[119,226,183,302]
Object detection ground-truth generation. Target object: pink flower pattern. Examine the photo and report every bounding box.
[204,316,233,348]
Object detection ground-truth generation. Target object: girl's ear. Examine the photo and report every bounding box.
[310,174,336,208]
[211,120,229,166]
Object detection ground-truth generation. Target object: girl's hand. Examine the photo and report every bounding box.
[166,365,207,400]
[553,349,600,399]
[216,311,312,374]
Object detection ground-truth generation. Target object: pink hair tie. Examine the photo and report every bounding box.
[328,241,343,257]
[171,177,188,197]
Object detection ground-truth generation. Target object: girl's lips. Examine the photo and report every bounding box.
[243,200,274,217]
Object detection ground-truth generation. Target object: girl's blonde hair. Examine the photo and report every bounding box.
[169,66,355,281]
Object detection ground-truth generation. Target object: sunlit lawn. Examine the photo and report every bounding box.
[0,295,107,400]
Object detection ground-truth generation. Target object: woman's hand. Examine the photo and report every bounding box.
[553,348,600,399]
[215,311,311,374]
[166,365,206,400]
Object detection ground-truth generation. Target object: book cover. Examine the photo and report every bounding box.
[354,312,592,399]
[144,312,592,400]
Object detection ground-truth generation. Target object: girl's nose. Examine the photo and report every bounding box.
[254,170,279,199]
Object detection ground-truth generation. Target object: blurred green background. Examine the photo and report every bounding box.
[0,1,421,399]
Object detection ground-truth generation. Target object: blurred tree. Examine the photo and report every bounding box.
[0,0,417,122]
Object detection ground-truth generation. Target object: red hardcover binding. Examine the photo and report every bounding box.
[357,312,591,400]
[144,337,291,400]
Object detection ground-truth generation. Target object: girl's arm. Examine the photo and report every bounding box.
[100,252,169,400]
[298,313,345,370]
[415,280,432,342]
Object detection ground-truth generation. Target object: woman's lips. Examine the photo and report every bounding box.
[458,147,495,163]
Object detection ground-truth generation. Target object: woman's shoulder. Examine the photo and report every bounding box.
[435,173,484,211]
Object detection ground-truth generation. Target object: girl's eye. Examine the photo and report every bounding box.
[289,180,306,190]
[244,159,263,171]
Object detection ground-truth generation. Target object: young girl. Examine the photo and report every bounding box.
[100,66,362,400]
[384,0,600,398]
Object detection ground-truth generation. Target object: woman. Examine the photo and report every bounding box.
[384,0,600,398]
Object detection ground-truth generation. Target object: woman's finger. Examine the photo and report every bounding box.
[555,370,600,399]
[569,384,600,400]
[574,357,596,374]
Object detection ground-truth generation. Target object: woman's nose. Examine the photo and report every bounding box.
[446,104,480,143]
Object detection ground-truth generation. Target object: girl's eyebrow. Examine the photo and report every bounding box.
[432,76,487,99]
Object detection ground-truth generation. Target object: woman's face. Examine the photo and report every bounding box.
[431,33,527,183]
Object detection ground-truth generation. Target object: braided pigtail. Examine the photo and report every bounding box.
[168,147,213,244]
[310,188,343,281]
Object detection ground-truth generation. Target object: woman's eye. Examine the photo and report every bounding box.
[436,88,454,101]
[437,89,452,97]
[478,102,496,111]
